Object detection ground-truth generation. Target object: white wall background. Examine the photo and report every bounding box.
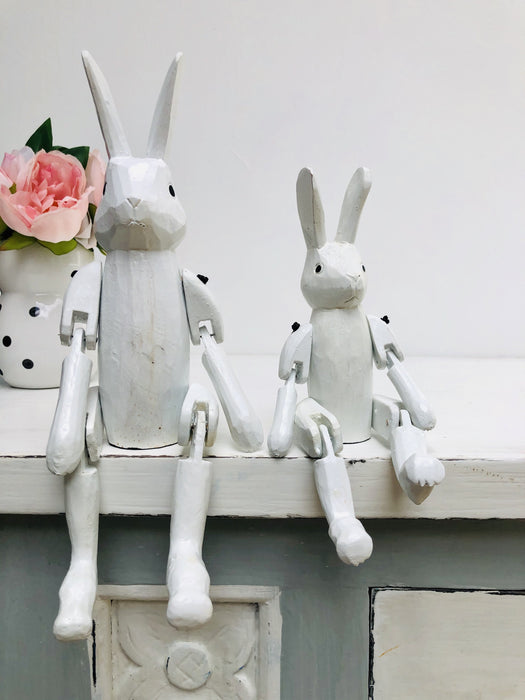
[1,0,523,357]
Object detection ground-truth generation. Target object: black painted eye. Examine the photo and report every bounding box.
[362,265,366,272]
[315,264,322,274]
[169,184,176,197]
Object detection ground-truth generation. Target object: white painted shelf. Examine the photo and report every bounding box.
[1,356,523,519]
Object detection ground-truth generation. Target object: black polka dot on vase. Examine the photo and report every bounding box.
[71,270,78,277]
[0,369,3,375]
[29,306,40,317]
[0,303,2,311]
[2,336,11,347]
[22,359,34,369]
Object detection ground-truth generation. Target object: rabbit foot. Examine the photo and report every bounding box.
[328,516,373,566]
[167,591,213,630]
[404,454,445,488]
[167,548,212,629]
[53,559,96,641]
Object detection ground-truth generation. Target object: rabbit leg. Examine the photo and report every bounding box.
[296,408,373,566]
[294,397,343,458]
[47,325,100,641]
[54,450,100,641]
[372,395,445,505]
[167,386,218,629]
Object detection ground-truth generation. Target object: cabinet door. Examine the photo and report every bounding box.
[370,589,525,700]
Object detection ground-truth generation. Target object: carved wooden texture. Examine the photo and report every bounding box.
[91,585,281,700]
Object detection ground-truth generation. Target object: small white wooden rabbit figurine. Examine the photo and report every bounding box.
[46,52,263,641]
[268,167,444,566]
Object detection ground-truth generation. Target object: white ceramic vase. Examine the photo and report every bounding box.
[0,243,94,388]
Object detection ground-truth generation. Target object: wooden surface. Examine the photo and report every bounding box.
[1,356,523,518]
[371,589,525,699]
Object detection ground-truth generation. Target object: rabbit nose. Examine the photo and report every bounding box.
[127,197,141,208]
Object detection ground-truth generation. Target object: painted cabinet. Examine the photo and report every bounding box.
[1,357,524,699]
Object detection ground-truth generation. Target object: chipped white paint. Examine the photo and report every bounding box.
[1,357,524,518]
[45,52,262,640]
[90,585,281,700]
[372,589,525,699]
[269,168,445,565]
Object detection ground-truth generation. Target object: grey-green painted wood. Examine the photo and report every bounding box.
[1,517,525,700]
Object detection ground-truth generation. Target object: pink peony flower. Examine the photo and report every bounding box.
[0,148,96,244]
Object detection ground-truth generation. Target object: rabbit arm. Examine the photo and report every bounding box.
[60,260,102,350]
[368,315,436,431]
[47,262,102,475]
[182,269,263,452]
[268,324,312,457]
[278,323,312,382]
[181,268,223,344]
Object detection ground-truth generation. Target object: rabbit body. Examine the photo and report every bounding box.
[93,149,189,449]
[99,249,189,448]
[309,306,372,442]
[297,169,373,442]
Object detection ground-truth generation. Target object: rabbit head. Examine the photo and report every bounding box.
[297,167,371,310]
[82,51,186,252]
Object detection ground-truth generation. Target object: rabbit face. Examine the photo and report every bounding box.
[94,157,186,251]
[82,52,187,251]
[296,167,372,310]
[301,241,367,310]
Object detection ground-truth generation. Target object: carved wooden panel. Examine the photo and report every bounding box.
[90,585,281,699]
[370,588,525,699]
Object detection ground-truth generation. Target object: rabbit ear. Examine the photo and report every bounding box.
[296,168,326,249]
[147,54,182,159]
[335,167,372,244]
[82,51,131,158]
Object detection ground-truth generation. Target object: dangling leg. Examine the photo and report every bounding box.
[372,395,445,505]
[53,450,100,640]
[167,385,218,629]
[295,398,373,566]
[46,325,100,641]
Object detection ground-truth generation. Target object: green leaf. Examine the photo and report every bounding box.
[25,118,53,152]
[88,203,97,221]
[53,145,90,169]
[37,238,78,255]
[0,230,36,251]
[0,218,7,236]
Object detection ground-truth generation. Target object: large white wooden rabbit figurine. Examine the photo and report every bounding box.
[46,51,263,641]
[268,167,444,566]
